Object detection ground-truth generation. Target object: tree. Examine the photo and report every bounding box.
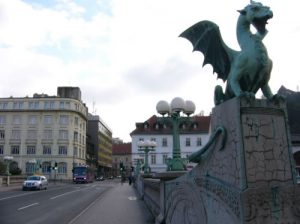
[0,160,6,175]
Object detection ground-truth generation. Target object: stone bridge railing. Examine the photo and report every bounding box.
[135,98,300,224]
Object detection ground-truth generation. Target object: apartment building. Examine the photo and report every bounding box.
[0,87,88,180]
[130,115,211,173]
[87,114,113,177]
[112,142,132,177]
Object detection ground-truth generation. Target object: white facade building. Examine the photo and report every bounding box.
[0,87,88,180]
[130,115,211,173]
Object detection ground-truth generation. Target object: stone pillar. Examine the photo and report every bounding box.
[162,97,300,223]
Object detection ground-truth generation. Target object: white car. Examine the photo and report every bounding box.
[22,175,48,191]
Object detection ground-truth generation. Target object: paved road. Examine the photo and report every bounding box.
[0,181,113,224]
[0,180,154,224]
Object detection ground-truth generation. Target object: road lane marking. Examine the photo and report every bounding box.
[0,192,36,201]
[128,196,137,200]
[17,202,39,211]
[50,189,82,200]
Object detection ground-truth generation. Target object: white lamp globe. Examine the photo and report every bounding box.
[171,97,185,113]
[156,100,170,115]
[184,100,196,116]
[137,140,145,148]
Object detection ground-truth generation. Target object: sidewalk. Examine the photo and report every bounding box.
[70,182,154,224]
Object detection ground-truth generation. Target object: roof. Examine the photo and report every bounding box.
[112,143,132,155]
[278,85,300,134]
[130,115,211,136]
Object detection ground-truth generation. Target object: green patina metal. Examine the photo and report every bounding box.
[138,145,155,174]
[158,112,192,171]
[180,1,280,105]
[135,159,141,176]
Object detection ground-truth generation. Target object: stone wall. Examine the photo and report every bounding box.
[155,98,300,224]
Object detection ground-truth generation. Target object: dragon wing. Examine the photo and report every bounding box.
[180,20,238,82]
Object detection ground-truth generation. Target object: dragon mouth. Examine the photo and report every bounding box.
[253,14,273,34]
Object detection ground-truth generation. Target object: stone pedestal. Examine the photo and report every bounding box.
[162,97,300,224]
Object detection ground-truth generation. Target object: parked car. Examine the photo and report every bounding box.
[96,176,105,181]
[22,175,48,191]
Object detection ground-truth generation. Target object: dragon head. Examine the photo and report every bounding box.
[238,1,273,36]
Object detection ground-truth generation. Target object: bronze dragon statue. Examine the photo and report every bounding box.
[180,0,279,105]
[183,1,283,163]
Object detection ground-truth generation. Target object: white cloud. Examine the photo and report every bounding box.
[0,0,299,141]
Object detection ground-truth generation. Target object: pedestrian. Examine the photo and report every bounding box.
[128,176,132,185]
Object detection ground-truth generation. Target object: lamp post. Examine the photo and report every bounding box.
[156,97,196,171]
[4,156,13,176]
[135,159,142,176]
[137,140,156,174]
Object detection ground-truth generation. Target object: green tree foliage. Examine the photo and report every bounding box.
[0,160,6,175]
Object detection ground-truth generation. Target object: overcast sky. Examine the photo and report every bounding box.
[0,0,299,142]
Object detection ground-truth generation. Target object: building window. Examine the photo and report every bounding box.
[74,131,78,142]
[58,162,67,174]
[65,102,70,109]
[163,154,168,164]
[151,154,156,164]
[44,115,53,125]
[74,147,78,157]
[44,101,54,109]
[29,102,39,109]
[59,146,67,155]
[11,145,20,154]
[59,130,68,139]
[12,115,21,125]
[28,115,38,125]
[162,138,168,147]
[11,130,21,139]
[151,137,156,142]
[27,130,37,139]
[13,102,23,109]
[29,102,34,109]
[42,162,51,173]
[0,130,5,139]
[59,102,65,109]
[59,115,69,125]
[26,162,35,174]
[0,115,6,125]
[138,138,144,142]
[197,137,202,146]
[0,102,8,109]
[0,145,3,154]
[186,138,191,147]
[34,102,39,109]
[43,130,53,139]
[74,117,79,125]
[27,146,36,154]
[43,145,51,155]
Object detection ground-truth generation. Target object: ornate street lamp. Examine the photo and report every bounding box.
[4,156,13,176]
[137,140,157,174]
[156,97,196,171]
